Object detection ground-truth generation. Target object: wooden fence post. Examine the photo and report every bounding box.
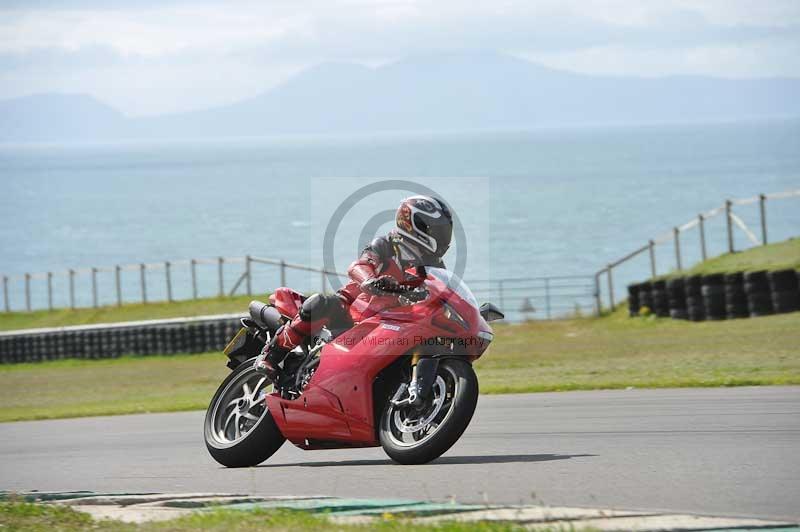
[725,199,734,253]
[140,264,147,304]
[2,275,8,312]
[69,269,75,309]
[165,261,173,302]
[218,257,224,297]
[606,266,615,311]
[648,240,656,278]
[759,193,767,245]
[190,259,198,299]
[115,265,122,307]
[245,255,252,295]
[47,272,53,311]
[594,272,602,315]
[24,273,31,311]
[91,267,98,308]
[698,214,707,261]
[673,227,682,271]
[280,260,286,287]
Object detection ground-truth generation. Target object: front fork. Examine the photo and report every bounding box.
[391,354,439,408]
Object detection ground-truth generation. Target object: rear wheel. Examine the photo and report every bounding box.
[204,356,285,467]
[379,358,478,465]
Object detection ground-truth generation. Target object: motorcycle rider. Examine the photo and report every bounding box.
[256,195,454,379]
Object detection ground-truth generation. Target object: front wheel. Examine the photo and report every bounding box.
[379,358,478,464]
[204,356,285,467]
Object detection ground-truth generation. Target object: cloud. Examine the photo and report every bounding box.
[0,0,798,114]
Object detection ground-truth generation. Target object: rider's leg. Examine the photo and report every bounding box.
[257,294,349,375]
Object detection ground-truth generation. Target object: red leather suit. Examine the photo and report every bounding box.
[272,232,442,351]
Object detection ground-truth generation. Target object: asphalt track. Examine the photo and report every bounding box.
[1,387,798,521]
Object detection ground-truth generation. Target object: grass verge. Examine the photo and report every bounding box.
[0,295,255,332]
[0,500,571,531]
[659,237,800,278]
[1,308,798,423]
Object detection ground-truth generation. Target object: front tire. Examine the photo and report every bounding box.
[204,356,285,467]
[379,358,478,464]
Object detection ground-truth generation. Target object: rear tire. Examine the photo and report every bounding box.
[204,356,285,467]
[379,358,478,465]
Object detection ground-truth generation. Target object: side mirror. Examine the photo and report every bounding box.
[480,302,505,322]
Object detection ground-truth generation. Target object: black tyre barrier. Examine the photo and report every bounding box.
[0,315,244,364]
[767,269,798,292]
[768,269,799,313]
[744,270,770,292]
[666,277,687,319]
[701,274,726,320]
[772,290,799,313]
[684,274,705,321]
[724,272,748,319]
[651,280,669,317]
[744,270,774,317]
[638,281,653,312]
[628,284,641,316]
[630,269,799,322]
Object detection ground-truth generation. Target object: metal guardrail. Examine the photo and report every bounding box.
[594,188,800,312]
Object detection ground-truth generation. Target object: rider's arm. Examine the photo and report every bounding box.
[338,237,395,302]
[347,236,393,283]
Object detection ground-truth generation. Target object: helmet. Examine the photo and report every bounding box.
[395,195,453,258]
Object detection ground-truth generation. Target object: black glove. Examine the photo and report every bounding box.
[361,275,401,295]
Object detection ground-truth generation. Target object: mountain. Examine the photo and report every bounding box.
[0,93,126,142]
[3,52,800,142]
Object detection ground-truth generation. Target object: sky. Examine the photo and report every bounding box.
[1,0,799,116]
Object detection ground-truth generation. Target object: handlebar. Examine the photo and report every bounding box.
[371,277,429,302]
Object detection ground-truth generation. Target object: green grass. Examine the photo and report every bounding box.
[660,237,800,279]
[1,308,798,423]
[0,500,578,531]
[0,295,255,332]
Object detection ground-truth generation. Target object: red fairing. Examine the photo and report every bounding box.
[269,287,305,317]
[265,271,494,449]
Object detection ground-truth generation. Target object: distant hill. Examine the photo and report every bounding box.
[0,93,126,142]
[3,52,800,142]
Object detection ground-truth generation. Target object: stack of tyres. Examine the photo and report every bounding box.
[627,284,641,316]
[685,275,705,321]
[768,269,799,313]
[651,280,669,317]
[638,281,653,313]
[744,270,773,317]
[666,278,688,319]
[724,272,749,319]
[701,274,726,320]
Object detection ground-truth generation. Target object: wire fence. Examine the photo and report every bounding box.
[8,189,792,320]
[594,188,800,312]
[0,256,346,314]
[470,276,597,321]
[1,253,594,322]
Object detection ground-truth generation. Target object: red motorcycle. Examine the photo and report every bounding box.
[204,267,503,466]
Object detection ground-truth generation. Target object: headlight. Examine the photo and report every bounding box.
[442,302,469,330]
[477,331,493,342]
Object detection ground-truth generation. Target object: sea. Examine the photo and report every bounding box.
[1,119,799,317]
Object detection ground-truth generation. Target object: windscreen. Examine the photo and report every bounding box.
[426,268,479,308]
